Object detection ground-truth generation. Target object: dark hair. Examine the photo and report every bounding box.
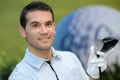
[20,1,54,28]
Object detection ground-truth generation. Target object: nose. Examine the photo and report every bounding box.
[40,25,48,34]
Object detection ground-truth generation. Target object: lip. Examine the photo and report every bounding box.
[39,36,50,39]
[38,37,50,41]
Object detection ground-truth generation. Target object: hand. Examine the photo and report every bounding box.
[86,46,114,79]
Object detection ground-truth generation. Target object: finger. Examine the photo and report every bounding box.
[97,64,107,72]
[90,46,96,57]
[91,58,105,64]
[96,51,106,57]
[96,63,105,67]
[96,48,115,57]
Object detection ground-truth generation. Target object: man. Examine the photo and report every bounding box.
[9,1,113,80]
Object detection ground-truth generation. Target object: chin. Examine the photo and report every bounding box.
[40,45,51,50]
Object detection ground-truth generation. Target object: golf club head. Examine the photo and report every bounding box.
[95,37,118,53]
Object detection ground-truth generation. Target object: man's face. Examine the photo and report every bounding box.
[19,10,55,52]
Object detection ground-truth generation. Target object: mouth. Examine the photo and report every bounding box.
[38,37,50,42]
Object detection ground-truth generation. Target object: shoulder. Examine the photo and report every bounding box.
[8,60,34,80]
[56,50,78,59]
[52,47,77,58]
[55,50,88,77]
[55,50,82,65]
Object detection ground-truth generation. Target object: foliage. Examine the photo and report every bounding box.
[102,63,120,80]
[0,50,17,80]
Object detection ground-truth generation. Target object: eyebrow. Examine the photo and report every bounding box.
[46,21,53,23]
[30,20,53,25]
[30,21,39,25]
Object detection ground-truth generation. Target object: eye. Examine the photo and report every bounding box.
[32,23,39,28]
[45,22,53,27]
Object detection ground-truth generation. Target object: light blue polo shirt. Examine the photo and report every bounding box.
[9,47,89,80]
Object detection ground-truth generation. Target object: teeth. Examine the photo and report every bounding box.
[39,37,49,40]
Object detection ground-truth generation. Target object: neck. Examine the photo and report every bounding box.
[29,47,53,60]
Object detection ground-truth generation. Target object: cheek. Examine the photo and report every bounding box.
[50,27,56,35]
[50,29,55,37]
[25,30,37,40]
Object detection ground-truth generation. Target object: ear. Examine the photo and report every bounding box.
[19,26,26,38]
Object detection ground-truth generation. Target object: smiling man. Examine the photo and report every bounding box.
[20,10,55,59]
[8,1,112,80]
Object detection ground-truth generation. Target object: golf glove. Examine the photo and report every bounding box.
[86,46,114,79]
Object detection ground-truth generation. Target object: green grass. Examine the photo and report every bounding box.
[0,0,120,78]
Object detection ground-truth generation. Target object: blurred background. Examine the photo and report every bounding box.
[0,0,120,80]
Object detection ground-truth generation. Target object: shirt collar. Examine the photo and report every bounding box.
[51,47,62,59]
[23,47,62,69]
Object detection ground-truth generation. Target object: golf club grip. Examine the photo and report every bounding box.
[99,67,102,80]
[97,54,102,80]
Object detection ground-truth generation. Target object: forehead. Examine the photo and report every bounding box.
[26,10,53,23]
